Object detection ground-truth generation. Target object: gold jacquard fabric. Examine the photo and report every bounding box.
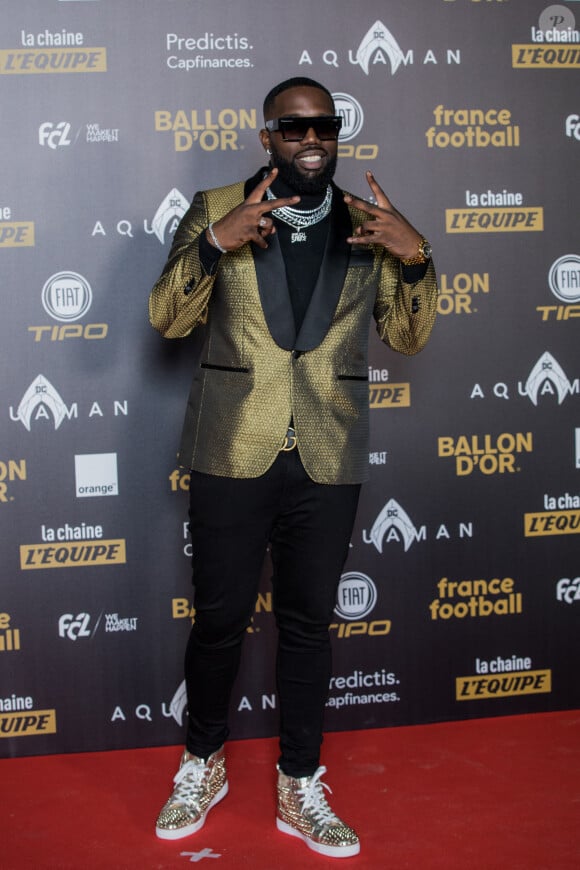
[149,181,438,484]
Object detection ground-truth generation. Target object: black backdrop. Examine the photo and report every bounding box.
[1,0,579,757]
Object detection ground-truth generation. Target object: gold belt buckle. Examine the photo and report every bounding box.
[280,426,297,452]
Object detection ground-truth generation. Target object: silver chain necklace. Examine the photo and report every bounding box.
[266,185,332,243]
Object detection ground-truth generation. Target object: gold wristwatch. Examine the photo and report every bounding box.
[401,236,432,265]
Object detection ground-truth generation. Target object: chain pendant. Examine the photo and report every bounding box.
[266,185,332,239]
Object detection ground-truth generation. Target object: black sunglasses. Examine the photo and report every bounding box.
[265,115,343,141]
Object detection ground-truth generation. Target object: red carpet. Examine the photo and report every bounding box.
[2,711,579,869]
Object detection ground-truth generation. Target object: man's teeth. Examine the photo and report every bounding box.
[300,154,321,163]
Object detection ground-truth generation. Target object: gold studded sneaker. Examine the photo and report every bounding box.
[276,764,360,858]
[155,746,228,840]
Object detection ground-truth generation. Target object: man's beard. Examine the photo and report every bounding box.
[270,149,337,195]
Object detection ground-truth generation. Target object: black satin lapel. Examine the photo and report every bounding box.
[243,167,268,199]
[251,233,296,351]
[294,186,352,352]
[245,168,296,350]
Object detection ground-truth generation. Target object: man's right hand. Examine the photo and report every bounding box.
[205,168,300,251]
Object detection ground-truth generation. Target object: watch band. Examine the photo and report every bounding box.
[401,237,432,266]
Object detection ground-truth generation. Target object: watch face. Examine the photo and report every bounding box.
[421,241,432,259]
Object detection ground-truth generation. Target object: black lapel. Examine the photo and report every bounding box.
[246,173,353,353]
[243,168,268,200]
[247,168,296,351]
[294,183,352,352]
[252,231,296,350]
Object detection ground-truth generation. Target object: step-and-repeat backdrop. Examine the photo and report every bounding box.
[1,0,579,757]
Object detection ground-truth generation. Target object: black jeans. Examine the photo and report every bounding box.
[184,448,361,777]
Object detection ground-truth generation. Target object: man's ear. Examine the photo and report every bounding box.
[259,128,271,152]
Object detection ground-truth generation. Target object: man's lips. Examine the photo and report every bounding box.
[295,150,326,170]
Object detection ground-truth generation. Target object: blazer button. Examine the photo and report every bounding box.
[292,350,302,359]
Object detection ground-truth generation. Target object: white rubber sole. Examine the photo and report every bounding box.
[276,816,361,858]
[155,781,229,841]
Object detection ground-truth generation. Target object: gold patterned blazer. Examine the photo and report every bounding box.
[149,171,438,484]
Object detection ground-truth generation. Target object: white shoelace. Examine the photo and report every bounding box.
[297,766,338,826]
[172,759,207,805]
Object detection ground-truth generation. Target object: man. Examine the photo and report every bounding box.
[149,76,438,859]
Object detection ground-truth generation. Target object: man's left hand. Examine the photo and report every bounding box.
[344,171,423,260]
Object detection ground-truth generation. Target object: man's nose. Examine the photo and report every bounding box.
[301,126,321,143]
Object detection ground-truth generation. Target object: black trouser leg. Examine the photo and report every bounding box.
[184,451,360,771]
[269,454,361,777]
[185,468,274,757]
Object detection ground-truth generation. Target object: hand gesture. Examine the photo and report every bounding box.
[344,171,422,260]
[207,168,299,251]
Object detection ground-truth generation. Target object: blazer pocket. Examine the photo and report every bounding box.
[337,374,368,382]
[200,363,250,373]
